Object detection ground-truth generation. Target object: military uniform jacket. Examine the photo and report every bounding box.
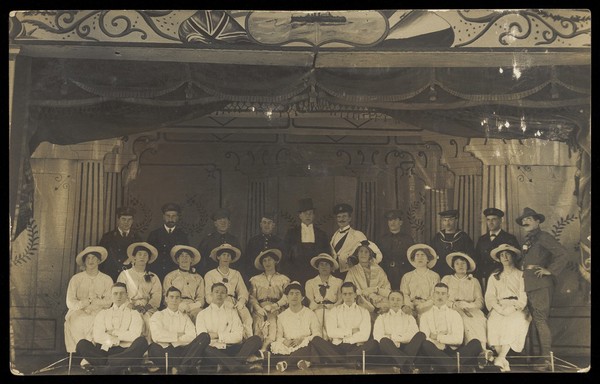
[377,231,415,289]
[147,226,190,281]
[99,229,142,281]
[475,230,519,280]
[521,228,569,292]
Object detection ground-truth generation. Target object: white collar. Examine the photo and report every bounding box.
[113,302,128,311]
[210,303,226,310]
[338,225,351,233]
[490,230,501,236]
[301,222,313,229]
[342,302,357,310]
[434,304,449,311]
[164,224,176,232]
[165,307,179,316]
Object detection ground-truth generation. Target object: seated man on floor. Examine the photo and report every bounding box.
[195,283,263,373]
[310,281,378,370]
[147,287,210,374]
[419,282,484,373]
[269,281,321,372]
[373,290,425,374]
[76,282,148,374]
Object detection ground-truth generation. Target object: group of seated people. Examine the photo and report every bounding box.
[64,232,531,374]
[64,198,568,374]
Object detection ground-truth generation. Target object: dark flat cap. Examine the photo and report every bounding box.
[384,209,404,220]
[438,209,459,218]
[116,206,136,217]
[162,202,181,213]
[211,208,231,221]
[483,208,504,218]
[333,203,353,215]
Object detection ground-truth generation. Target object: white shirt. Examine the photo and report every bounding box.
[419,304,464,350]
[93,303,143,349]
[326,302,371,345]
[301,223,315,243]
[195,303,243,345]
[164,224,176,233]
[373,308,420,347]
[150,307,197,348]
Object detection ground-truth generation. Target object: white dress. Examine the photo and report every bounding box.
[442,274,487,346]
[64,271,113,352]
[485,269,531,352]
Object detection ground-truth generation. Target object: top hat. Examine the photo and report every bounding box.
[162,202,182,214]
[333,203,353,215]
[127,242,158,264]
[209,243,241,263]
[438,209,459,218]
[515,207,545,226]
[446,251,477,273]
[76,246,108,267]
[384,209,404,220]
[310,253,339,271]
[254,248,283,271]
[483,208,504,218]
[170,245,201,266]
[406,244,438,269]
[297,198,315,212]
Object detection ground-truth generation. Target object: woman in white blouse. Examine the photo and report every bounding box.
[117,242,162,342]
[248,248,290,355]
[64,246,113,353]
[441,251,487,350]
[162,245,205,321]
[485,244,531,372]
[305,253,343,339]
[399,244,440,320]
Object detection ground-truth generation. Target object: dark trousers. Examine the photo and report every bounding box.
[148,333,210,370]
[203,335,261,372]
[310,336,379,366]
[527,286,553,358]
[377,331,425,368]
[76,336,148,371]
[271,345,318,368]
[421,339,483,373]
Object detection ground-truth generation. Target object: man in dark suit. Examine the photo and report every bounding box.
[99,207,141,281]
[282,198,329,285]
[197,208,242,277]
[147,202,190,282]
[377,209,415,290]
[244,211,284,284]
[430,209,475,279]
[474,208,519,291]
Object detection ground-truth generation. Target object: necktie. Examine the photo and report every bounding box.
[318,283,329,299]
[168,228,173,234]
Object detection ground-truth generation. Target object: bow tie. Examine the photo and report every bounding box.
[490,233,497,239]
[318,283,329,298]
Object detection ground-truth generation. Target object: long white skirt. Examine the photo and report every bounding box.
[487,308,531,352]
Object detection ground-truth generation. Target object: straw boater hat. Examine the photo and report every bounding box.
[446,251,477,273]
[76,246,108,267]
[310,253,339,271]
[209,243,241,263]
[350,240,383,264]
[406,244,438,269]
[490,244,522,263]
[170,245,201,266]
[254,248,283,271]
[127,242,158,264]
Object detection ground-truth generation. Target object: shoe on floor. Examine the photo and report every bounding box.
[242,363,263,373]
[297,360,311,370]
[246,354,264,363]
